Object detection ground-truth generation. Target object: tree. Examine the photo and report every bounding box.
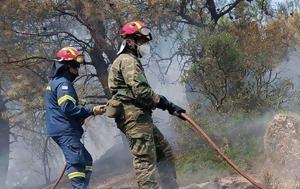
[174,2,300,172]
[181,10,300,112]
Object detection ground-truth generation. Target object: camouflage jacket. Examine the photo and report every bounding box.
[108,53,160,109]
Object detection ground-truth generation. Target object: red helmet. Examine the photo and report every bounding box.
[120,21,152,41]
[56,47,84,64]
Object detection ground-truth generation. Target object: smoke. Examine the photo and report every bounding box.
[7,138,49,188]
[143,36,191,143]
[83,116,123,160]
[277,47,300,87]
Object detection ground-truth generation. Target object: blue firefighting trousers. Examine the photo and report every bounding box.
[52,135,93,189]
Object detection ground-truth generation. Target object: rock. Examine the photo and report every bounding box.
[263,113,300,187]
[180,182,219,189]
[181,176,255,189]
[216,177,255,189]
[264,113,300,174]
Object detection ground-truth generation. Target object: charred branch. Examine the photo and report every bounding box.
[12,29,92,48]
[178,0,204,27]
[1,56,53,65]
[206,0,244,24]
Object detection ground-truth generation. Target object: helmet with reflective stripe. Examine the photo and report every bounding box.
[56,47,84,64]
[120,21,152,41]
[49,47,84,78]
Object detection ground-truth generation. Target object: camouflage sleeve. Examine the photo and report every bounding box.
[120,57,160,108]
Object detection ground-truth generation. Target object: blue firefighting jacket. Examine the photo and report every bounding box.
[45,73,92,136]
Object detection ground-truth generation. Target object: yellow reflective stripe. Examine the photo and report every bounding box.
[61,47,78,60]
[85,165,92,171]
[133,21,142,30]
[57,95,76,106]
[46,85,51,91]
[68,48,76,56]
[68,172,85,179]
[62,47,76,55]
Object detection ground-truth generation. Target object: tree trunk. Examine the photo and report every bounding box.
[90,47,113,99]
[0,90,9,188]
[88,24,116,100]
[73,0,117,99]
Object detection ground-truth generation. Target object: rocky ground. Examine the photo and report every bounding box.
[91,173,257,189]
[88,144,260,189]
[51,142,259,189]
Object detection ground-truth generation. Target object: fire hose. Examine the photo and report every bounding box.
[42,162,67,189]
[50,164,67,189]
[180,112,266,189]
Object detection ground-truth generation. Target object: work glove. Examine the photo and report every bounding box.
[157,95,186,120]
[156,95,169,111]
[167,102,186,115]
[92,105,106,115]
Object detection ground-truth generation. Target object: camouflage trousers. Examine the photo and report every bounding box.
[117,104,179,189]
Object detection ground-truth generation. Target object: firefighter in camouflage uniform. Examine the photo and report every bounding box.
[107,21,186,189]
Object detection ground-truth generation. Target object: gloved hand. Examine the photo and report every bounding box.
[167,102,186,120]
[156,95,169,110]
[92,105,106,115]
[157,95,186,120]
[167,102,186,115]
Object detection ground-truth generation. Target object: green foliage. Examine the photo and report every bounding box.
[182,31,243,110]
[175,149,229,183]
[175,10,300,178]
[181,18,297,112]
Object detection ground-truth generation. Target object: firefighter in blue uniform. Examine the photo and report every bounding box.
[45,47,104,189]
